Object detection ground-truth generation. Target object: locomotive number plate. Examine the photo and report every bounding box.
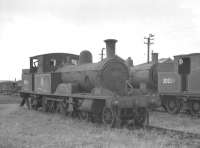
[162,78,175,84]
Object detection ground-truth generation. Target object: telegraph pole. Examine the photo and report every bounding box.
[144,34,154,63]
[100,48,105,61]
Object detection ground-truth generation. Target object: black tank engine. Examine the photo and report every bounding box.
[20,39,150,127]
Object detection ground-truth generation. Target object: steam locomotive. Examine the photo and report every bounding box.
[129,52,200,115]
[20,39,150,127]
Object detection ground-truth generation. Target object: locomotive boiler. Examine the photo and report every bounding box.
[127,53,171,109]
[20,39,149,127]
[56,39,128,96]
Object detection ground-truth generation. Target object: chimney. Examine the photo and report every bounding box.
[104,39,118,58]
[152,52,158,64]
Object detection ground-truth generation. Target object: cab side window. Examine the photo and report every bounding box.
[31,58,39,73]
[33,59,39,68]
[178,57,191,74]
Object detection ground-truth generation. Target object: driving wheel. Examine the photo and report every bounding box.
[166,98,181,114]
[134,107,148,126]
[102,107,116,128]
[189,100,200,115]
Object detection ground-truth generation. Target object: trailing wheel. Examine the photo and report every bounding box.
[134,107,148,126]
[189,100,200,115]
[20,94,29,108]
[166,98,181,114]
[102,107,116,128]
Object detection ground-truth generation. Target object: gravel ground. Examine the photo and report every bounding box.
[0,103,200,148]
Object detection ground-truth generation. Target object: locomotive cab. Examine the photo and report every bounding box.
[30,53,79,73]
[175,54,200,93]
[158,53,200,94]
[22,53,79,93]
[177,57,191,91]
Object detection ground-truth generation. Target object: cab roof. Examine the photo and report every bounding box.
[30,53,79,59]
[174,53,200,58]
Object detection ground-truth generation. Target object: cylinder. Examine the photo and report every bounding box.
[78,50,93,65]
[152,53,158,64]
[104,39,118,58]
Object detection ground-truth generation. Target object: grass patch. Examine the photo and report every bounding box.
[0,106,199,148]
[0,95,21,104]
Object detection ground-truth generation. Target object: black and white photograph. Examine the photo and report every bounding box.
[0,0,200,147]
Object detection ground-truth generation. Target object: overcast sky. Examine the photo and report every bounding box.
[0,0,200,80]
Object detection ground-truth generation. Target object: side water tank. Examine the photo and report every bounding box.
[78,50,93,64]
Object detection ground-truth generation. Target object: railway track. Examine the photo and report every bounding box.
[121,118,200,140]
[151,108,200,118]
[145,125,200,140]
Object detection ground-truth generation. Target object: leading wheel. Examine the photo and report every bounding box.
[79,111,89,121]
[102,107,116,128]
[166,98,182,114]
[189,100,200,116]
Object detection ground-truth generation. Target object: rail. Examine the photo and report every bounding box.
[145,125,200,139]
